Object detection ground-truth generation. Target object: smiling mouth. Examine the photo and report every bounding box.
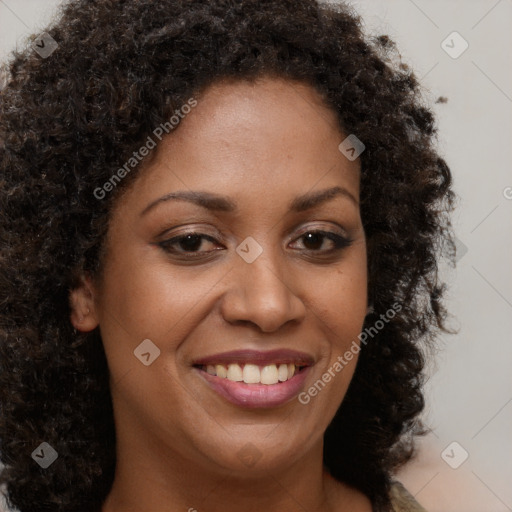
[194,363,308,385]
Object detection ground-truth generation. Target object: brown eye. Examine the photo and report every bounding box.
[158,232,221,257]
[174,234,206,252]
[291,230,353,252]
[158,229,353,261]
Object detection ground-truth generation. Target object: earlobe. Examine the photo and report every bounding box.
[69,276,100,332]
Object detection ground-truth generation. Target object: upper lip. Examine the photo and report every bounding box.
[192,349,315,367]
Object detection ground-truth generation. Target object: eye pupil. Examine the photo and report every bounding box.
[179,234,202,252]
[303,232,323,250]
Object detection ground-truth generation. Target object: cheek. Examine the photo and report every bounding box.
[304,251,367,412]
[318,249,368,342]
[97,236,367,383]
[95,245,229,373]
[98,246,193,333]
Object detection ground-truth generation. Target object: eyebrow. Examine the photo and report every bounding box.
[139,185,358,217]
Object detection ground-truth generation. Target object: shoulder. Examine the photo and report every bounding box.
[389,481,427,512]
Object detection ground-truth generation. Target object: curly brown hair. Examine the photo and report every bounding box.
[0,0,456,511]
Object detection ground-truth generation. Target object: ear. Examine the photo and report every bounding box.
[69,274,100,332]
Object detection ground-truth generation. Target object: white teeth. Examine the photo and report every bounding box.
[215,364,227,378]
[278,363,288,382]
[204,363,298,384]
[243,364,260,384]
[227,363,243,382]
[260,364,279,384]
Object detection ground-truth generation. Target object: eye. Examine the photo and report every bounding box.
[158,228,353,259]
[290,230,353,253]
[158,232,221,257]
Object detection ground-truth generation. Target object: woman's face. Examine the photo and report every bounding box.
[75,76,367,475]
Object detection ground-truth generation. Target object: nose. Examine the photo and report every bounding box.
[219,246,306,333]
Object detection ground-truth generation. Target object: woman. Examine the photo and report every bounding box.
[0,1,455,511]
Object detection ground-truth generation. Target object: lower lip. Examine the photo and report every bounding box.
[195,366,311,409]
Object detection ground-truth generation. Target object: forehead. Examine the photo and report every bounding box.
[178,76,344,151]
[115,76,361,215]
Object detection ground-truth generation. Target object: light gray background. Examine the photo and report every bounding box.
[1,1,511,511]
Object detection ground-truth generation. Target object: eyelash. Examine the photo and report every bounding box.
[157,229,353,259]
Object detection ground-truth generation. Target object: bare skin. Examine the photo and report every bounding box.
[70,76,371,512]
